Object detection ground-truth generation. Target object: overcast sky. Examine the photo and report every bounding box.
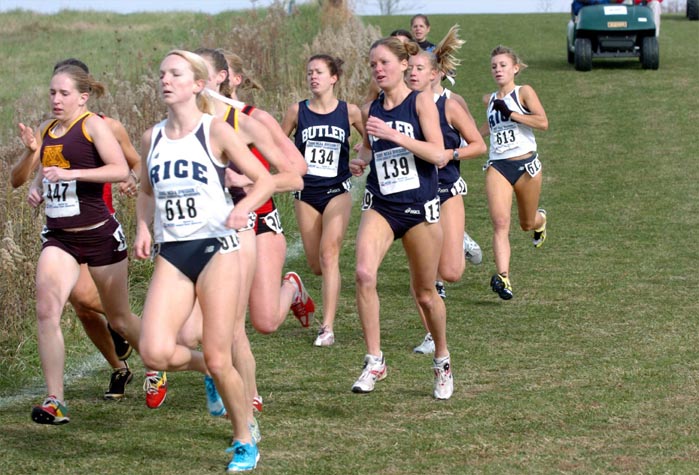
[0,0,574,15]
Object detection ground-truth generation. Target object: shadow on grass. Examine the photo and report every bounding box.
[534,57,645,72]
[470,299,509,308]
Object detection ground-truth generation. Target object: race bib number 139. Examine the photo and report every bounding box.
[374,146,419,195]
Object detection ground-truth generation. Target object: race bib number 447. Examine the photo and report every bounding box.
[43,178,80,218]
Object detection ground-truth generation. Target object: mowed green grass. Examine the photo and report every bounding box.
[1,9,699,475]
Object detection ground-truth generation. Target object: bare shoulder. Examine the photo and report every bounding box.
[286,101,300,116]
[444,97,462,116]
[84,112,112,136]
[360,101,371,117]
[451,92,469,109]
[251,107,276,127]
[37,119,54,135]
[209,115,232,135]
[518,84,544,108]
[102,116,131,141]
[518,84,539,98]
[140,127,154,148]
[103,115,124,131]
[347,102,362,119]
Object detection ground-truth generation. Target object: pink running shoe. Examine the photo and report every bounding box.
[283,272,315,327]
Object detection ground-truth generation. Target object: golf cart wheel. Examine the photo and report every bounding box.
[689,0,699,20]
[574,38,592,71]
[641,36,659,70]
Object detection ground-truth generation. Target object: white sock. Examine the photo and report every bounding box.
[434,354,450,366]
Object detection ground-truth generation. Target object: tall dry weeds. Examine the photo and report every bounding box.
[198,1,381,119]
[0,154,40,338]
[302,12,382,107]
[0,2,383,356]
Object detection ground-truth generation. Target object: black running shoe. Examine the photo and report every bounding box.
[108,323,132,361]
[490,273,513,300]
[435,281,446,299]
[105,362,133,400]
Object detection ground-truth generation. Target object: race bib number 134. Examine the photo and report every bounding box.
[305,140,340,177]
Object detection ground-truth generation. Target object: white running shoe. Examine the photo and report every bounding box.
[313,326,335,347]
[351,354,387,393]
[533,209,547,248]
[283,271,315,327]
[249,416,262,444]
[413,333,435,354]
[463,231,483,265]
[433,355,454,400]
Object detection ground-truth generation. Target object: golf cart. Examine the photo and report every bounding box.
[567,1,659,71]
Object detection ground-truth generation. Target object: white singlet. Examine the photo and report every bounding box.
[146,114,235,243]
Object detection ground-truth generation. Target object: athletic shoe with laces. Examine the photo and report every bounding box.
[463,231,483,265]
[490,273,513,300]
[283,271,315,327]
[249,416,262,444]
[435,281,446,299]
[108,323,132,361]
[313,325,335,347]
[226,441,260,472]
[351,354,387,393]
[413,333,435,354]
[433,355,454,400]
[533,209,547,248]
[252,395,263,413]
[104,361,133,400]
[144,371,168,409]
[204,375,227,417]
[31,395,70,425]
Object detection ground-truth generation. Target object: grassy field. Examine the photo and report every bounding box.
[1,6,699,474]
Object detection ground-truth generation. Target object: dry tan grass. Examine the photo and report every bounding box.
[0,154,40,334]
[302,11,382,106]
[0,2,381,349]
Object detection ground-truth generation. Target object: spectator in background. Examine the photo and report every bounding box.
[410,14,435,52]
